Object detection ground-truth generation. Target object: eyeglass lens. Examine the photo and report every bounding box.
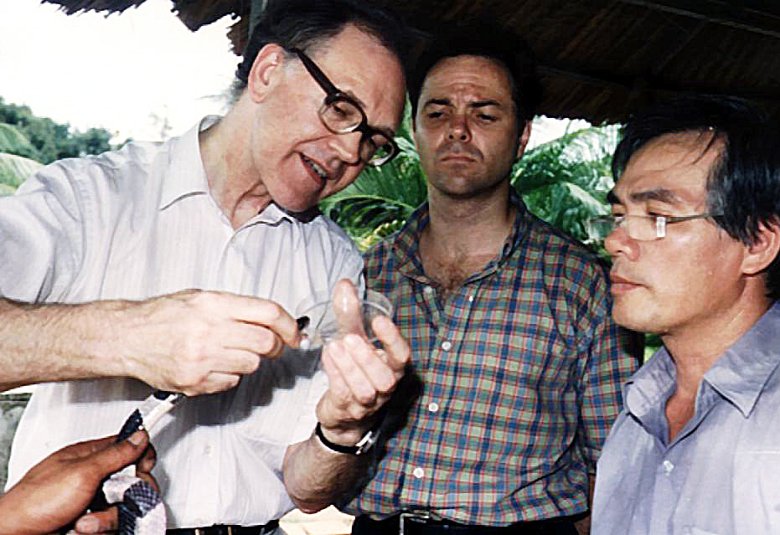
[586,215,664,242]
[319,98,393,165]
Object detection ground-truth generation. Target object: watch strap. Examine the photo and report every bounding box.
[314,422,378,455]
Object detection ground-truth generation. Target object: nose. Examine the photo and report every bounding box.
[604,225,640,261]
[330,131,362,166]
[447,114,471,142]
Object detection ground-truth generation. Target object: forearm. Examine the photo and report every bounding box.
[0,297,129,390]
[282,432,371,513]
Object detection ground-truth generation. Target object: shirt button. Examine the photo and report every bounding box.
[662,460,674,474]
[427,402,439,413]
[441,341,452,351]
[424,286,434,295]
[468,294,475,302]
[204,444,213,455]
[413,467,425,479]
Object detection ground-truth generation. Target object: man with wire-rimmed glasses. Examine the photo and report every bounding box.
[1,0,413,532]
[589,96,780,535]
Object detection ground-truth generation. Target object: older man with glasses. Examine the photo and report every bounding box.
[590,96,780,535]
[0,0,411,532]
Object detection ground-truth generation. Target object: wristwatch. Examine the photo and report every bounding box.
[314,422,379,455]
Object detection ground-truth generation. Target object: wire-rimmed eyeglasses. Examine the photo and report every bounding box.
[290,47,398,167]
[586,213,723,242]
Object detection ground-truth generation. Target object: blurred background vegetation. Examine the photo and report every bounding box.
[0,97,119,196]
[0,98,658,358]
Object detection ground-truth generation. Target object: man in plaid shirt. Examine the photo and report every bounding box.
[342,23,640,535]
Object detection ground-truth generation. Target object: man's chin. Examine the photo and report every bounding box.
[611,301,656,333]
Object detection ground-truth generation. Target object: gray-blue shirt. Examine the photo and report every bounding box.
[592,302,780,535]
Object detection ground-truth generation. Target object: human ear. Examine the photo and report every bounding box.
[515,120,532,160]
[247,43,287,103]
[742,220,780,275]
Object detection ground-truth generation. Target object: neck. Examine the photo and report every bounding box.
[663,289,773,393]
[423,181,515,256]
[662,288,772,442]
[419,181,515,291]
[199,100,273,229]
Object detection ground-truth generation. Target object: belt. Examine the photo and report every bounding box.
[352,513,578,535]
[167,520,279,535]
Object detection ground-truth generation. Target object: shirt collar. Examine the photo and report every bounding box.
[704,301,780,417]
[158,116,303,227]
[626,301,780,421]
[623,347,676,427]
[159,116,218,211]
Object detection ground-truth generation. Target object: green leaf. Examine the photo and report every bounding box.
[0,153,42,194]
[0,123,39,160]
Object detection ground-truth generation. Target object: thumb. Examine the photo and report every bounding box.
[85,430,150,476]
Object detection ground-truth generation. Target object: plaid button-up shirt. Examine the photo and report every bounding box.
[345,193,640,526]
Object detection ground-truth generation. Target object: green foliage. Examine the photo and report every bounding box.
[0,123,39,160]
[512,125,619,245]
[0,97,115,164]
[0,153,42,196]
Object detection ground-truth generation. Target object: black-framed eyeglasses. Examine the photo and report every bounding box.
[586,213,723,242]
[289,47,398,167]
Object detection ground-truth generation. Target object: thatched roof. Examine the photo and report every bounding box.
[42,0,780,124]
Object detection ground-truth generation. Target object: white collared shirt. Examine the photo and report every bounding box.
[0,117,363,528]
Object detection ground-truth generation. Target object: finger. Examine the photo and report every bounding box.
[136,443,157,474]
[225,295,301,347]
[342,334,399,395]
[75,507,118,534]
[323,336,382,408]
[207,347,262,374]
[56,435,120,460]
[224,324,287,359]
[80,431,150,477]
[320,341,355,407]
[371,315,411,372]
[331,280,366,339]
[181,372,241,396]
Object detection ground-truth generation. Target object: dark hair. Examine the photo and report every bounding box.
[407,20,542,128]
[613,96,780,299]
[234,0,410,91]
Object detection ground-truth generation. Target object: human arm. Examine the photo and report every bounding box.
[282,280,410,512]
[0,290,301,395]
[0,163,302,395]
[0,430,155,535]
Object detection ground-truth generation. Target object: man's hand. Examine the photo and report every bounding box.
[315,280,410,446]
[116,290,302,395]
[0,430,156,535]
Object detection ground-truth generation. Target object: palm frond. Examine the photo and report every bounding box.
[0,153,42,195]
[0,123,40,160]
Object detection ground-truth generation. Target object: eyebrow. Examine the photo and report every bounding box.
[607,188,682,205]
[422,98,503,109]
